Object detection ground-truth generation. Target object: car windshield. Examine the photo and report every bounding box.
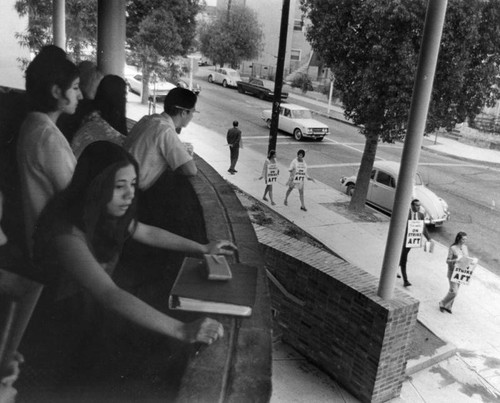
[291,109,312,119]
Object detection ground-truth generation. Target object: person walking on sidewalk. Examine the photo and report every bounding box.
[439,232,469,314]
[284,149,315,211]
[259,150,278,205]
[398,199,432,287]
[226,120,242,174]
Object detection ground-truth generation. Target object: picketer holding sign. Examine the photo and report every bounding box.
[284,150,315,212]
[399,199,432,287]
[439,232,476,314]
[259,150,279,205]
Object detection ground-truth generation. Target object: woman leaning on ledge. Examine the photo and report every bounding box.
[34,141,234,349]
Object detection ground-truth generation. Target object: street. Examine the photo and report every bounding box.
[187,68,500,276]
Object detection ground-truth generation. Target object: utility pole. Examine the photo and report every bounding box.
[378,0,448,300]
[268,0,290,154]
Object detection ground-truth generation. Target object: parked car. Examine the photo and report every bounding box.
[207,68,241,88]
[236,78,288,101]
[126,74,176,101]
[177,79,201,95]
[261,103,329,141]
[340,160,450,226]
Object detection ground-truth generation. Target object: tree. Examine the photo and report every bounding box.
[301,0,500,211]
[199,5,263,68]
[15,0,98,66]
[15,0,200,104]
[127,0,201,103]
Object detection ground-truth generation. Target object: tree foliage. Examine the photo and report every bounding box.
[15,0,97,65]
[301,0,500,211]
[126,0,201,103]
[15,0,201,104]
[199,5,263,68]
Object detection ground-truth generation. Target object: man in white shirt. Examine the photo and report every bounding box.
[125,87,198,190]
[123,88,203,273]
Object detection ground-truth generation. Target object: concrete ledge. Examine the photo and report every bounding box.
[406,343,458,376]
[176,157,273,403]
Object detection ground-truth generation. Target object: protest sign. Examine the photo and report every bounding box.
[451,256,478,285]
[293,167,306,184]
[405,219,424,248]
[266,163,279,185]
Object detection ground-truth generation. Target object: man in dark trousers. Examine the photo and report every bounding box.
[399,199,432,287]
[226,120,242,174]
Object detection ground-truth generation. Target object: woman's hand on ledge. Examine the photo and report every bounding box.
[183,317,224,344]
[204,240,237,256]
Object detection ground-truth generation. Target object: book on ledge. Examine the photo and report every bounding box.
[168,257,257,317]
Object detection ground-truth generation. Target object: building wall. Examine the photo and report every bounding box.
[255,225,419,403]
[216,0,313,79]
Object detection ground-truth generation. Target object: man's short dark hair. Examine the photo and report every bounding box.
[163,87,197,116]
[233,120,239,127]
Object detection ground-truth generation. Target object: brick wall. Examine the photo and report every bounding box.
[254,225,419,403]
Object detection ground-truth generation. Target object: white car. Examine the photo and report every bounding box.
[207,68,241,88]
[340,161,450,226]
[126,74,176,101]
[261,103,330,141]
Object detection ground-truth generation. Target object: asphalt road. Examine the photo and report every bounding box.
[189,69,500,276]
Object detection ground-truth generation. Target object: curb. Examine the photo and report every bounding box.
[406,342,458,376]
[421,145,500,168]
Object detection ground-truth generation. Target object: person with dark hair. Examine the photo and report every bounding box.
[58,61,104,141]
[398,199,432,287]
[258,150,278,205]
[284,149,314,211]
[71,75,127,158]
[123,87,202,251]
[17,46,82,254]
[226,120,242,174]
[439,232,470,313]
[125,87,198,185]
[24,45,68,98]
[32,142,233,386]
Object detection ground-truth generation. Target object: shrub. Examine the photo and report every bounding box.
[291,73,313,94]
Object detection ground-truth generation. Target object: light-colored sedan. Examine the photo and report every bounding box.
[261,103,330,141]
[207,68,241,88]
[340,160,450,226]
[126,73,176,101]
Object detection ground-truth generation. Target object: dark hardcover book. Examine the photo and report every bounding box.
[168,257,257,317]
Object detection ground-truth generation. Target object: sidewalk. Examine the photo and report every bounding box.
[127,98,500,402]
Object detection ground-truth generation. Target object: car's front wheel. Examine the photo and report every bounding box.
[238,86,244,93]
[293,128,303,141]
[222,80,227,88]
[346,184,355,196]
[208,75,213,83]
[266,119,272,129]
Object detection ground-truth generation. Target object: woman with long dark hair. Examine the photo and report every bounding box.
[71,74,128,158]
[34,141,232,344]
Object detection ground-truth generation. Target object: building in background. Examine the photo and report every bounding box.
[215,0,326,82]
